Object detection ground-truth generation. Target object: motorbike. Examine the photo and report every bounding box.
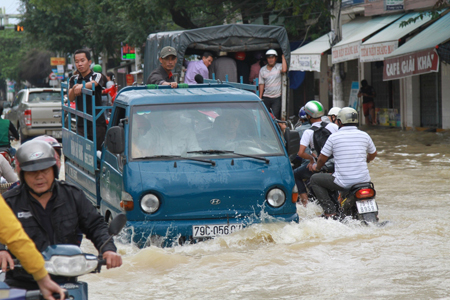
[304,164,381,225]
[0,214,127,300]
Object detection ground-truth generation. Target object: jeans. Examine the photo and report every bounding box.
[309,173,344,214]
[262,96,281,119]
[293,163,314,194]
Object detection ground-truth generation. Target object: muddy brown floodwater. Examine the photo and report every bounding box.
[77,127,450,299]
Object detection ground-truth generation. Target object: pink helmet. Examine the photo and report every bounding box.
[33,135,62,150]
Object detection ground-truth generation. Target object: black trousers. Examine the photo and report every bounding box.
[77,123,107,151]
[262,96,281,119]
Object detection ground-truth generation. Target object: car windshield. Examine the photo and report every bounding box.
[28,92,60,103]
[130,102,284,159]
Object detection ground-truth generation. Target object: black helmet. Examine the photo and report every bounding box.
[16,140,57,175]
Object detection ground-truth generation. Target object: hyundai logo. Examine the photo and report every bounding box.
[210,199,221,205]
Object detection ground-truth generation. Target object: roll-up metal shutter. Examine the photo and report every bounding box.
[420,71,442,128]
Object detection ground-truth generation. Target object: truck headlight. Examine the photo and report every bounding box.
[140,194,160,213]
[266,188,286,208]
[45,254,98,276]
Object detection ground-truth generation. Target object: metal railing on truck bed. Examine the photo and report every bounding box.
[60,80,113,174]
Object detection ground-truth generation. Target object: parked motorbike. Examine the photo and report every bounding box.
[0,214,127,300]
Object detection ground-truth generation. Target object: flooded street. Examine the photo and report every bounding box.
[80,127,450,299]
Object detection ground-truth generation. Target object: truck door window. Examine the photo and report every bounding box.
[111,107,126,126]
[130,102,283,160]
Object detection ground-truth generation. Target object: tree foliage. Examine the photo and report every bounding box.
[0,30,27,83]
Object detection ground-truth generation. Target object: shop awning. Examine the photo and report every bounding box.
[360,12,435,62]
[332,14,403,64]
[290,34,332,72]
[383,11,450,81]
[290,18,369,71]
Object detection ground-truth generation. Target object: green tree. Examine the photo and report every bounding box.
[0,30,27,83]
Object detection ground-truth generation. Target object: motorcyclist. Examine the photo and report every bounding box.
[293,101,339,206]
[0,140,122,291]
[294,106,311,138]
[311,107,377,217]
[8,135,62,191]
[327,107,341,124]
[0,154,18,183]
[0,197,66,300]
[0,105,19,156]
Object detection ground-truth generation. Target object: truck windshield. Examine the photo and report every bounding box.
[130,102,284,159]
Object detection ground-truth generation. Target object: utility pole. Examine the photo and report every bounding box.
[330,0,344,108]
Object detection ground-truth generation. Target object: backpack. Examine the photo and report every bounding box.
[310,122,332,155]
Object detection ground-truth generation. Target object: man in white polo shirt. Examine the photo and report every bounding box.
[311,107,377,217]
[258,49,287,119]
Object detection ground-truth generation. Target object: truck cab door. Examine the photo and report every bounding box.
[99,106,127,215]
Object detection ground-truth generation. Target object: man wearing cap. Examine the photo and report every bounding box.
[184,52,214,84]
[146,46,178,88]
[258,49,287,120]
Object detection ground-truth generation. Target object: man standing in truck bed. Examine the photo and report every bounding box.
[68,49,106,150]
[258,49,287,120]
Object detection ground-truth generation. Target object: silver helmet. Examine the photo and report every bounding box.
[16,140,57,172]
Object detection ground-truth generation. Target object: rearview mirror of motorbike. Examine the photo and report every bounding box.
[99,214,127,257]
[109,214,127,236]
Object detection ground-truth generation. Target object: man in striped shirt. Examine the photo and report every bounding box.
[311,107,377,217]
[258,49,287,119]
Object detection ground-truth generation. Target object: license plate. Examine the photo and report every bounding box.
[192,224,243,238]
[46,130,62,138]
[356,199,378,214]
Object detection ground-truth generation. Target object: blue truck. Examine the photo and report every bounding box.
[61,82,300,247]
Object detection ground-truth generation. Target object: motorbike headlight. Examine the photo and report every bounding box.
[140,194,160,213]
[266,188,286,208]
[45,254,98,276]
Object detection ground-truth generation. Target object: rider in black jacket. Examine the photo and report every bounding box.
[0,140,122,290]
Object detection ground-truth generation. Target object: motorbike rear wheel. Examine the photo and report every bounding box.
[358,212,378,224]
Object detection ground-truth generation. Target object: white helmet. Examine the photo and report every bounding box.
[337,107,358,124]
[266,49,278,56]
[304,100,324,118]
[328,107,341,116]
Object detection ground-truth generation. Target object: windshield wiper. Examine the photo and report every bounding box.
[187,150,270,164]
[135,155,215,166]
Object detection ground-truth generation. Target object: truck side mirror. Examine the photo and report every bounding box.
[106,126,125,154]
[284,127,300,157]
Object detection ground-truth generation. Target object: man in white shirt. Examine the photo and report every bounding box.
[258,49,287,119]
[311,107,377,217]
[294,101,339,206]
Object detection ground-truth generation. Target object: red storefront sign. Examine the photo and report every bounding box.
[383,48,439,81]
[126,74,134,86]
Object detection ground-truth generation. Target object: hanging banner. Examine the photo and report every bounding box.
[332,41,360,64]
[290,54,321,72]
[383,48,440,81]
[360,41,398,62]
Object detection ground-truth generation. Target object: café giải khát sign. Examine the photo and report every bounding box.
[383,48,439,81]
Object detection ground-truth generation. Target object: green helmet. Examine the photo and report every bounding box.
[304,100,324,118]
[337,107,358,125]
[93,64,102,73]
